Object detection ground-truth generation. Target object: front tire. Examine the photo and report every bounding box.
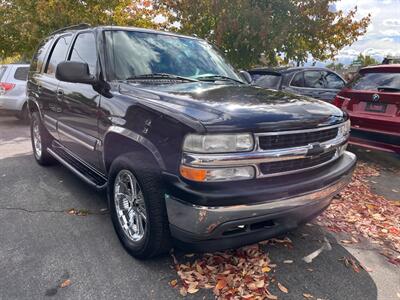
[30,112,55,166]
[108,153,172,259]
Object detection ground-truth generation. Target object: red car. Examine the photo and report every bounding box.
[333,65,400,154]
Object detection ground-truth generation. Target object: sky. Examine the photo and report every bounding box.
[328,0,400,65]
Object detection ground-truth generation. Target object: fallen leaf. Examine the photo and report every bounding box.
[215,279,227,290]
[60,279,71,288]
[277,282,288,293]
[169,279,178,287]
[283,260,294,264]
[303,293,314,298]
[265,294,278,300]
[262,266,271,273]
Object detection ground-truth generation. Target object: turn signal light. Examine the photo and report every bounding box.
[180,165,207,182]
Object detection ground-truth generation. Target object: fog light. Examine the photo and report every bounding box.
[180,165,255,182]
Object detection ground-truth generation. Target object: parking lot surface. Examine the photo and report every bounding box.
[0,116,398,300]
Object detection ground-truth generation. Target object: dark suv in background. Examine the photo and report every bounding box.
[27,25,356,259]
[249,67,346,103]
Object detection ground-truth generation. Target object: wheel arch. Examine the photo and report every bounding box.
[103,126,166,174]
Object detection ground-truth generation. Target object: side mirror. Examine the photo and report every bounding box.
[56,61,96,84]
[239,70,252,84]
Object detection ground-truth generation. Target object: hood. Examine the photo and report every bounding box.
[119,81,345,133]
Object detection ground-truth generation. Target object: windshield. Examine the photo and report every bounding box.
[104,30,242,82]
[348,72,400,91]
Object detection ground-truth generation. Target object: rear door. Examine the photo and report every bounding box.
[57,31,102,169]
[37,34,73,138]
[339,70,400,134]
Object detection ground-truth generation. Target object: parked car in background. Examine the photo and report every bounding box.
[0,64,30,121]
[248,67,346,103]
[333,64,400,154]
[28,25,355,259]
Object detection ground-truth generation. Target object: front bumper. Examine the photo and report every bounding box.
[165,151,356,251]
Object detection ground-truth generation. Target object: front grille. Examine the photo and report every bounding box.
[259,150,336,175]
[258,128,338,150]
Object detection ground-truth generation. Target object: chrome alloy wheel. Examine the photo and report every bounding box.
[32,118,42,159]
[114,170,147,242]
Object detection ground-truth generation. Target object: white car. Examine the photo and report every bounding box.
[0,64,30,122]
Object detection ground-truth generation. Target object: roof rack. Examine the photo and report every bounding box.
[50,23,91,35]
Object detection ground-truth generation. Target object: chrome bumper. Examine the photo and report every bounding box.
[166,152,355,238]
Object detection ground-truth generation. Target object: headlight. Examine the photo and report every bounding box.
[338,120,351,137]
[180,165,255,182]
[183,133,254,153]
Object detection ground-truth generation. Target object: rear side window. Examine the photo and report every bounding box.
[31,37,54,72]
[349,72,400,91]
[254,74,282,89]
[69,32,97,75]
[0,66,7,80]
[291,72,304,87]
[304,71,324,88]
[325,72,345,89]
[45,35,72,75]
[14,67,29,81]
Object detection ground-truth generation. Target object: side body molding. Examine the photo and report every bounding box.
[103,126,166,170]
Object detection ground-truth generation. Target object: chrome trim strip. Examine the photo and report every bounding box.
[254,122,342,136]
[58,128,95,151]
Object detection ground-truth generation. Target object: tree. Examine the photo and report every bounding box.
[326,61,344,71]
[353,54,379,67]
[162,0,371,68]
[0,0,170,60]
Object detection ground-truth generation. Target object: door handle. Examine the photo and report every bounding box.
[56,88,64,101]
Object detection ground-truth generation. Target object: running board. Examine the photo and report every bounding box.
[47,147,107,190]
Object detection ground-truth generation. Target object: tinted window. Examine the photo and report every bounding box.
[254,74,282,89]
[0,66,7,80]
[31,37,54,72]
[69,32,97,75]
[304,71,324,88]
[104,30,241,81]
[46,35,72,75]
[291,72,304,87]
[349,72,400,91]
[325,72,345,89]
[14,67,29,81]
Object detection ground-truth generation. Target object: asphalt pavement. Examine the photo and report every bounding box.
[0,116,398,300]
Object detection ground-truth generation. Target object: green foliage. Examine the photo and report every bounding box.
[0,0,169,60]
[353,54,379,67]
[326,61,345,71]
[162,0,371,68]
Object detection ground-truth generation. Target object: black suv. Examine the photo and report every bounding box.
[28,25,356,259]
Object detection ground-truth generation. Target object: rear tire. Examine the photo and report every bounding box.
[30,112,55,166]
[108,153,172,259]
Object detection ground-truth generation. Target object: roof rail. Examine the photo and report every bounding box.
[50,23,91,35]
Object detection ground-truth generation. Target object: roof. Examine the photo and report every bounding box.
[50,24,199,40]
[360,64,400,73]
[248,66,337,74]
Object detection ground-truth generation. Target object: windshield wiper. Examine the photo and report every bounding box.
[377,86,400,92]
[195,74,245,84]
[126,73,198,82]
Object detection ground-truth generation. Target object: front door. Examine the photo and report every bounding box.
[57,31,102,169]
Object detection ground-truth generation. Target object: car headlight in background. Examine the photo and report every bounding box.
[180,165,255,182]
[183,133,254,153]
[338,120,351,137]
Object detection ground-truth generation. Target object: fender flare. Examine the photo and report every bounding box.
[103,126,166,171]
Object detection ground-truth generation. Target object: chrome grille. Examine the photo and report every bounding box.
[259,150,336,175]
[258,128,338,150]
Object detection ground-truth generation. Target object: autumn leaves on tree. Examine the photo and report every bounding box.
[1,0,370,68]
